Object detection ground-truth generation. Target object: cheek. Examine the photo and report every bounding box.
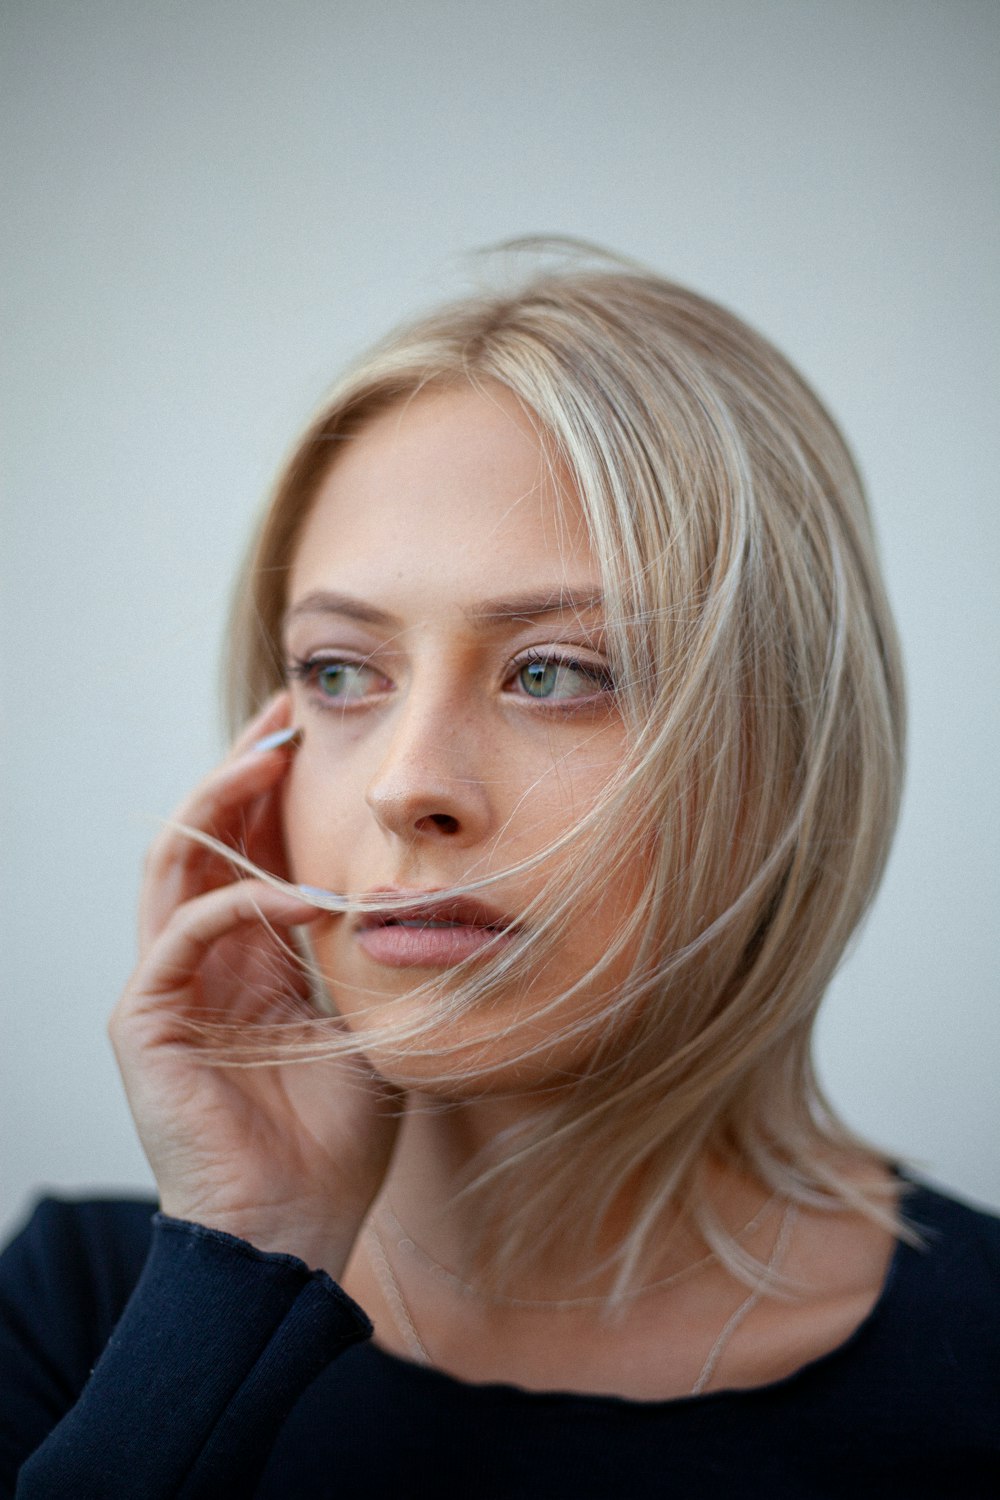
[280,745,359,883]
[513,730,625,823]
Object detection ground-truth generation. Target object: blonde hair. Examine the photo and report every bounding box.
[220,242,906,1295]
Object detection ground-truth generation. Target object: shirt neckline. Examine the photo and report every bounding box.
[362,1173,930,1411]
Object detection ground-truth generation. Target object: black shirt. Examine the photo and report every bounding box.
[1,1179,998,1497]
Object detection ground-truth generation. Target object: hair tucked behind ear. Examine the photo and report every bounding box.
[218,239,907,1298]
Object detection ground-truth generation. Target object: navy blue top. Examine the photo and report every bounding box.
[1,1180,998,1497]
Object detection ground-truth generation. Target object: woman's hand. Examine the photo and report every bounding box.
[109,695,400,1278]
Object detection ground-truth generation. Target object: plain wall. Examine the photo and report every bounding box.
[2,0,997,1243]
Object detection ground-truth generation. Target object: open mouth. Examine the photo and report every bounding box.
[355,893,517,967]
[383,918,501,929]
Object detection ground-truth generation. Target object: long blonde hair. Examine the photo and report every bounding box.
[220,242,906,1294]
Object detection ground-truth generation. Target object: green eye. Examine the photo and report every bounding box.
[287,657,385,703]
[517,659,608,701]
[315,662,376,699]
[519,661,559,698]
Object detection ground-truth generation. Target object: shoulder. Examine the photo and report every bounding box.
[0,1196,157,1369]
[897,1175,1000,1278]
[884,1175,1000,1378]
[3,1194,158,1275]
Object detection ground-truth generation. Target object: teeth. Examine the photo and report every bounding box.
[396,919,464,929]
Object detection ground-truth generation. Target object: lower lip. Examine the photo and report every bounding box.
[355,923,514,968]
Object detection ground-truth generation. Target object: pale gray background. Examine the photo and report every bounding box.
[2,0,997,1244]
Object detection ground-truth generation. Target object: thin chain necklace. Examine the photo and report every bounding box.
[365,1200,798,1395]
[374,1192,779,1310]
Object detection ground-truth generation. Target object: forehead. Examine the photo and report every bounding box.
[287,383,598,609]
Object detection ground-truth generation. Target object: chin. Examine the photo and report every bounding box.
[310,930,623,1100]
[333,999,602,1103]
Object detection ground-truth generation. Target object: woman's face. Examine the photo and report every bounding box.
[281,382,645,1090]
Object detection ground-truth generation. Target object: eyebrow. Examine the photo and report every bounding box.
[282,587,605,633]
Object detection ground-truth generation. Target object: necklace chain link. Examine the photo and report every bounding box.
[374,1191,780,1308]
[364,1197,797,1395]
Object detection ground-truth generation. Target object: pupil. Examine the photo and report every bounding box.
[522,661,557,697]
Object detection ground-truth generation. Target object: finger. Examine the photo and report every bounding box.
[227,691,295,760]
[167,694,297,846]
[139,753,291,948]
[153,690,295,871]
[197,920,316,1027]
[140,721,301,946]
[237,783,292,884]
[128,880,323,1012]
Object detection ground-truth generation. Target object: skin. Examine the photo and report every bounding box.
[110,698,399,1274]
[280,383,644,1089]
[112,381,896,1399]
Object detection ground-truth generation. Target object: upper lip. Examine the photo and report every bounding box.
[356,889,518,932]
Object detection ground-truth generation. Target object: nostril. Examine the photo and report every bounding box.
[425,813,460,835]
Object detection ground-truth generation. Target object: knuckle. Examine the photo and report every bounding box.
[143,837,176,884]
[107,1004,127,1046]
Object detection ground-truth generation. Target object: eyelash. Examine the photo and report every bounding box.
[285,654,384,705]
[285,651,615,710]
[513,650,615,701]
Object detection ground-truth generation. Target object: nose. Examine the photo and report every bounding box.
[364,696,492,847]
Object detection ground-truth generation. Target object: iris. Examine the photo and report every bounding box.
[518,660,601,700]
[315,662,378,700]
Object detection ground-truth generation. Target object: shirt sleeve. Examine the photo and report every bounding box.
[0,1201,372,1498]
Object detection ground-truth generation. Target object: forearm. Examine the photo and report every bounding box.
[11,1214,371,1499]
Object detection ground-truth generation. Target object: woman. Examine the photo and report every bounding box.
[3,247,998,1497]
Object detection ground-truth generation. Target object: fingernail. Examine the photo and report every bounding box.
[298,885,344,907]
[252,726,302,753]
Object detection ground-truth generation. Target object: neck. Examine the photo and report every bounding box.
[373,1091,756,1302]
[381,1090,551,1249]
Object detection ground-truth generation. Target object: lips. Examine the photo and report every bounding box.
[354,890,518,968]
[358,892,515,932]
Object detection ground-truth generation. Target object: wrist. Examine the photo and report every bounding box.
[157,1201,360,1279]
